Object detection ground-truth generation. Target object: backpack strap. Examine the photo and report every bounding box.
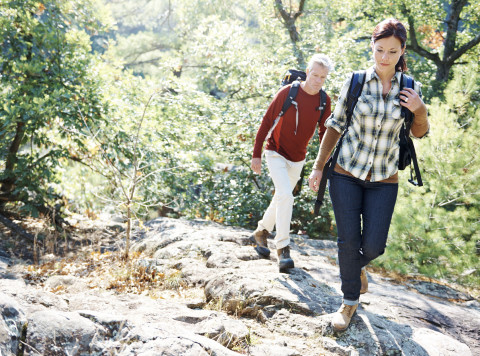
[400,73,423,186]
[281,81,301,116]
[317,89,327,123]
[314,71,366,215]
[344,71,366,127]
[265,81,301,141]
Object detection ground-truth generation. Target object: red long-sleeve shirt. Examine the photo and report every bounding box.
[252,84,331,162]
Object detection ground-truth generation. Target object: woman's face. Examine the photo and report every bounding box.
[372,36,405,75]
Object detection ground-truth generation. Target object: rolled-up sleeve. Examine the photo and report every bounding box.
[411,80,430,138]
[325,77,351,134]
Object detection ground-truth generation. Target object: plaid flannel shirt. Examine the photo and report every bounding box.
[326,67,422,182]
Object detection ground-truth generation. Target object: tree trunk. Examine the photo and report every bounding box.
[274,0,306,68]
[436,63,450,82]
[124,203,131,261]
[0,121,26,195]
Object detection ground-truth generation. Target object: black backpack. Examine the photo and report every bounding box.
[265,69,327,141]
[313,71,422,215]
[397,74,423,187]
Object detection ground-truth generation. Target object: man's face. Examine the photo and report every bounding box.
[304,62,329,94]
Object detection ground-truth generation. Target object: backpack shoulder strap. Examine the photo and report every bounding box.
[401,73,414,88]
[264,82,301,142]
[280,81,301,117]
[400,73,415,126]
[345,70,366,127]
[317,89,327,123]
[328,71,366,171]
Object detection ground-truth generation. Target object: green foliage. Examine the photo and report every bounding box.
[376,63,480,287]
[0,0,111,214]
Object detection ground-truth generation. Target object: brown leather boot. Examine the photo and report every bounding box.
[251,229,270,258]
[332,303,358,331]
[277,246,294,273]
[360,268,368,294]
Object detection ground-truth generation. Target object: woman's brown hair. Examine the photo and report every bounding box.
[372,18,408,72]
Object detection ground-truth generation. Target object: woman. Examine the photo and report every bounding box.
[308,18,429,331]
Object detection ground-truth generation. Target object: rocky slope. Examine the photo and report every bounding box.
[1,217,479,355]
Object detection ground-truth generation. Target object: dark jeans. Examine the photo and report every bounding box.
[329,171,398,301]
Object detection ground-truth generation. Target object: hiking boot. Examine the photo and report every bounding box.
[360,268,368,294]
[277,246,294,273]
[332,303,358,331]
[251,229,270,258]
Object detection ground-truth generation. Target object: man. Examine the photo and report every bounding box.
[251,54,333,272]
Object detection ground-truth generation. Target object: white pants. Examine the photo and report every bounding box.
[257,150,305,249]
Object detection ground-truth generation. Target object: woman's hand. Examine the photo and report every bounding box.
[308,169,323,192]
[251,158,262,175]
[400,87,425,114]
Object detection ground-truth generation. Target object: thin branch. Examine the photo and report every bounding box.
[294,0,306,20]
[129,92,157,202]
[135,166,177,185]
[438,197,462,207]
[138,161,157,171]
[124,55,166,68]
[76,106,130,200]
[446,32,480,65]
[27,150,56,169]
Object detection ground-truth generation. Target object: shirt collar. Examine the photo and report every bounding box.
[366,66,402,85]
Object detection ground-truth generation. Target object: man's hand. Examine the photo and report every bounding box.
[308,169,323,192]
[251,157,262,175]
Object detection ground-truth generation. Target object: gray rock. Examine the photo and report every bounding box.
[0,293,27,356]
[133,218,479,355]
[195,315,250,348]
[1,217,478,355]
[117,323,239,356]
[412,327,472,356]
[25,310,102,354]
[407,280,474,301]
[44,275,88,293]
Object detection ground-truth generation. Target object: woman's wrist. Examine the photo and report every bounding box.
[411,104,429,137]
[313,127,341,170]
[313,149,329,170]
[412,102,427,118]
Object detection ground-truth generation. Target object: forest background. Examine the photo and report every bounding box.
[0,0,479,292]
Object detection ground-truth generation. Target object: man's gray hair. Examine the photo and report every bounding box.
[307,54,333,72]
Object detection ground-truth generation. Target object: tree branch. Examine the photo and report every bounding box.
[124,56,164,68]
[293,0,306,20]
[124,42,176,65]
[274,0,303,42]
[274,0,290,24]
[273,0,305,66]
[406,13,440,64]
[446,32,480,65]
[0,193,18,202]
[0,213,35,242]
